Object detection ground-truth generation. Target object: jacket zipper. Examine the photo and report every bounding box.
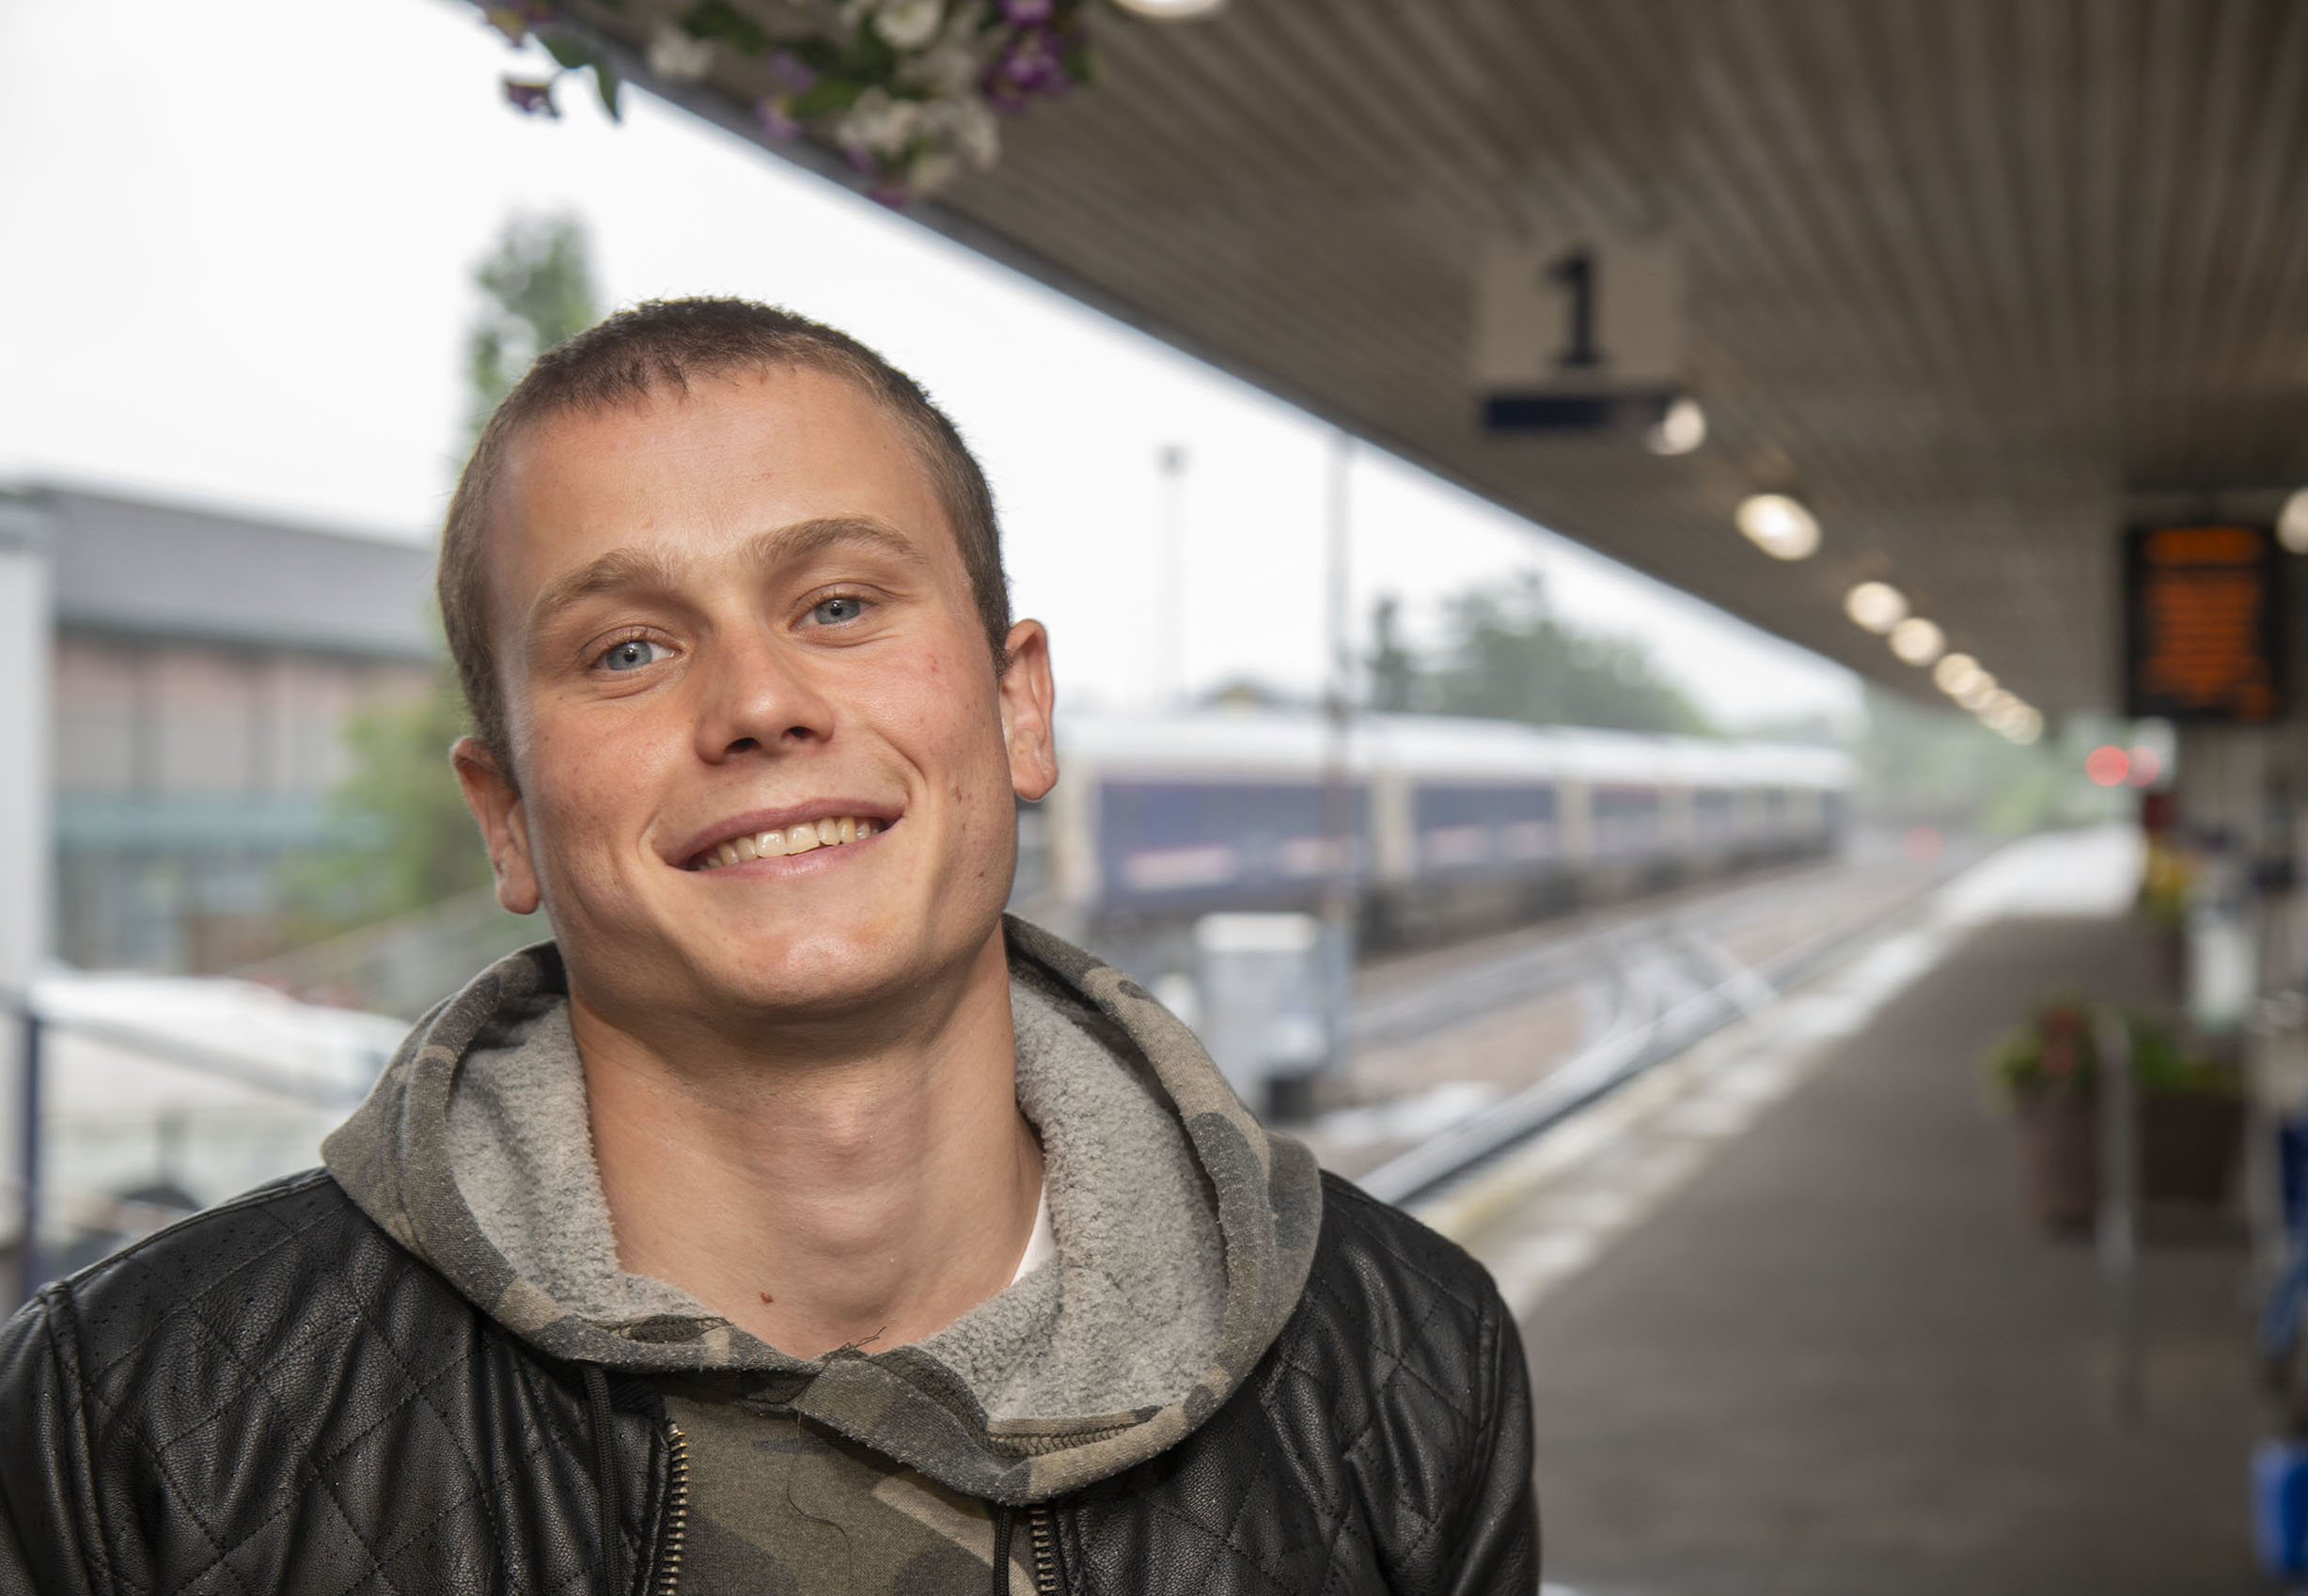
[652,1421,691,1596]
[1027,1506,1060,1595]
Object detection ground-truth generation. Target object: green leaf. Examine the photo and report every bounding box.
[849,22,900,75]
[539,30,597,70]
[593,61,623,121]
[790,38,844,73]
[790,77,863,118]
[678,0,772,55]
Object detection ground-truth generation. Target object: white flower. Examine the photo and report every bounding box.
[925,93,1001,169]
[906,34,985,94]
[906,149,963,196]
[875,0,948,50]
[644,22,716,81]
[839,86,927,157]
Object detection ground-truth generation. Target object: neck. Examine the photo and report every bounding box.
[572,931,1044,1358]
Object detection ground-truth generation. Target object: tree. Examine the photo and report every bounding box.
[1373,571,1713,736]
[1366,595,1419,713]
[285,668,497,929]
[464,213,603,450]
[288,213,602,934]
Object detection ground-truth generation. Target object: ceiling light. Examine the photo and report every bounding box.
[1110,0,1230,16]
[1988,701,2041,743]
[1888,616,1944,665]
[1956,677,2000,712]
[1932,652,1983,695]
[1844,581,1908,634]
[1735,493,1821,560]
[1646,397,1707,456]
[2281,489,2308,555]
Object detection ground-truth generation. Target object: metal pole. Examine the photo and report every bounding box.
[2096,1009,2141,1424]
[1158,445,1187,709]
[15,1012,39,1306]
[1317,431,1356,1093]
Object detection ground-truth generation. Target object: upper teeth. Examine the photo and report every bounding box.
[696,816,879,869]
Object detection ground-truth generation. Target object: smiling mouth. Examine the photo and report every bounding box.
[685,814,887,871]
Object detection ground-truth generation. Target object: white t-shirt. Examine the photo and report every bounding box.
[1009,1183,1056,1285]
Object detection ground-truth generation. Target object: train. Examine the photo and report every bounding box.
[1014,708,1853,950]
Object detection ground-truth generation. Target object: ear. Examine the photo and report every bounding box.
[451,735,542,915]
[997,619,1058,803]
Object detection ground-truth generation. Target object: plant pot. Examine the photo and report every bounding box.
[2013,1092,2098,1233]
[2009,1091,2245,1231]
[2140,1092,2245,1206]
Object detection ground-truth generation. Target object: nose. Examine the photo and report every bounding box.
[690,628,836,764]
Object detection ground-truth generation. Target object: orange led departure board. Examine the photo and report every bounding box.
[2124,524,2284,723]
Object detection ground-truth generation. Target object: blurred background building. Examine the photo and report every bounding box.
[19,485,435,973]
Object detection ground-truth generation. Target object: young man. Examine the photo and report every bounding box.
[0,300,1537,1593]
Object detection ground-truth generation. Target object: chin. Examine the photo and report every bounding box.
[695,915,930,1009]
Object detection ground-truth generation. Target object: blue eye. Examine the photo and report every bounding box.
[809,596,867,625]
[599,638,663,672]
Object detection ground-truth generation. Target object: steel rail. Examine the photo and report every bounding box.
[1354,871,1948,1210]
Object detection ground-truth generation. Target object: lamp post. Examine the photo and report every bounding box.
[1157,445,1186,708]
[1315,430,1357,1111]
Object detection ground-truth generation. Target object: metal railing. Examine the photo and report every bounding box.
[8,999,372,1307]
[1357,868,1949,1209]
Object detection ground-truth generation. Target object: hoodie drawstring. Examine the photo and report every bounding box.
[992,1506,1014,1596]
[582,1364,628,1594]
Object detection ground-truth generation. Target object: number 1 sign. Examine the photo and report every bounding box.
[1471,236,1687,433]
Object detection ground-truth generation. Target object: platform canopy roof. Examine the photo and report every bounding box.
[555,0,2308,715]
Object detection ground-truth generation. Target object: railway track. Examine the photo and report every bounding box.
[1348,849,1969,1210]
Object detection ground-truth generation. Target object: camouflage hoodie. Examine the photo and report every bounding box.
[322,917,1325,1586]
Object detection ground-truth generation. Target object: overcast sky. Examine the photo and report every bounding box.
[0,0,1858,728]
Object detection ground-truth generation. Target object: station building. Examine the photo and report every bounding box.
[1,484,435,973]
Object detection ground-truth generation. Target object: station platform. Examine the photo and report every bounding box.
[1426,832,2269,1595]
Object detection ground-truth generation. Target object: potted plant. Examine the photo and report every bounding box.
[1986,997,2248,1231]
[2129,1018,2246,1206]
[1987,993,2101,1231]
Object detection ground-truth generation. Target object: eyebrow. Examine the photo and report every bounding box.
[523,515,932,640]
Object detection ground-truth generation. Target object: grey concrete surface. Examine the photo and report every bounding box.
[1523,915,2269,1596]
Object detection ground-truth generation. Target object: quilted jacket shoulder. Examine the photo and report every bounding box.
[1055,1172,1538,1595]
[0,1170,653,1596]
[0,1169,1537,1596]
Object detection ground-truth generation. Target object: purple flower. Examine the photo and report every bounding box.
[753,96,801,138]
[766,50,817,91]
[981,24,1069,108]
[868,179,912,209]
[501,76,560,117]
[998,0,1056,23]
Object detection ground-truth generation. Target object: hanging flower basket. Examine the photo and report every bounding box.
[484,0,1099,201]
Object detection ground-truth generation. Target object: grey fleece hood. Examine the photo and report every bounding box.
[321,916,1325,1505]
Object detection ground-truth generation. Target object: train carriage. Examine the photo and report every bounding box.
[1017,709,1853,949]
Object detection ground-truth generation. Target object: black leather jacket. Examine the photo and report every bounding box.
[0,1168,1537,1594]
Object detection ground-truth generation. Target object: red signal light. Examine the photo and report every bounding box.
[2085,745,2130,787]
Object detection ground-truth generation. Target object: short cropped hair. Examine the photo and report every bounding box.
[438,297,1010,769]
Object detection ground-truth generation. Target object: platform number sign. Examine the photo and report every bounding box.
[1473,237,1685,433]
[1544,248,1601,369]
